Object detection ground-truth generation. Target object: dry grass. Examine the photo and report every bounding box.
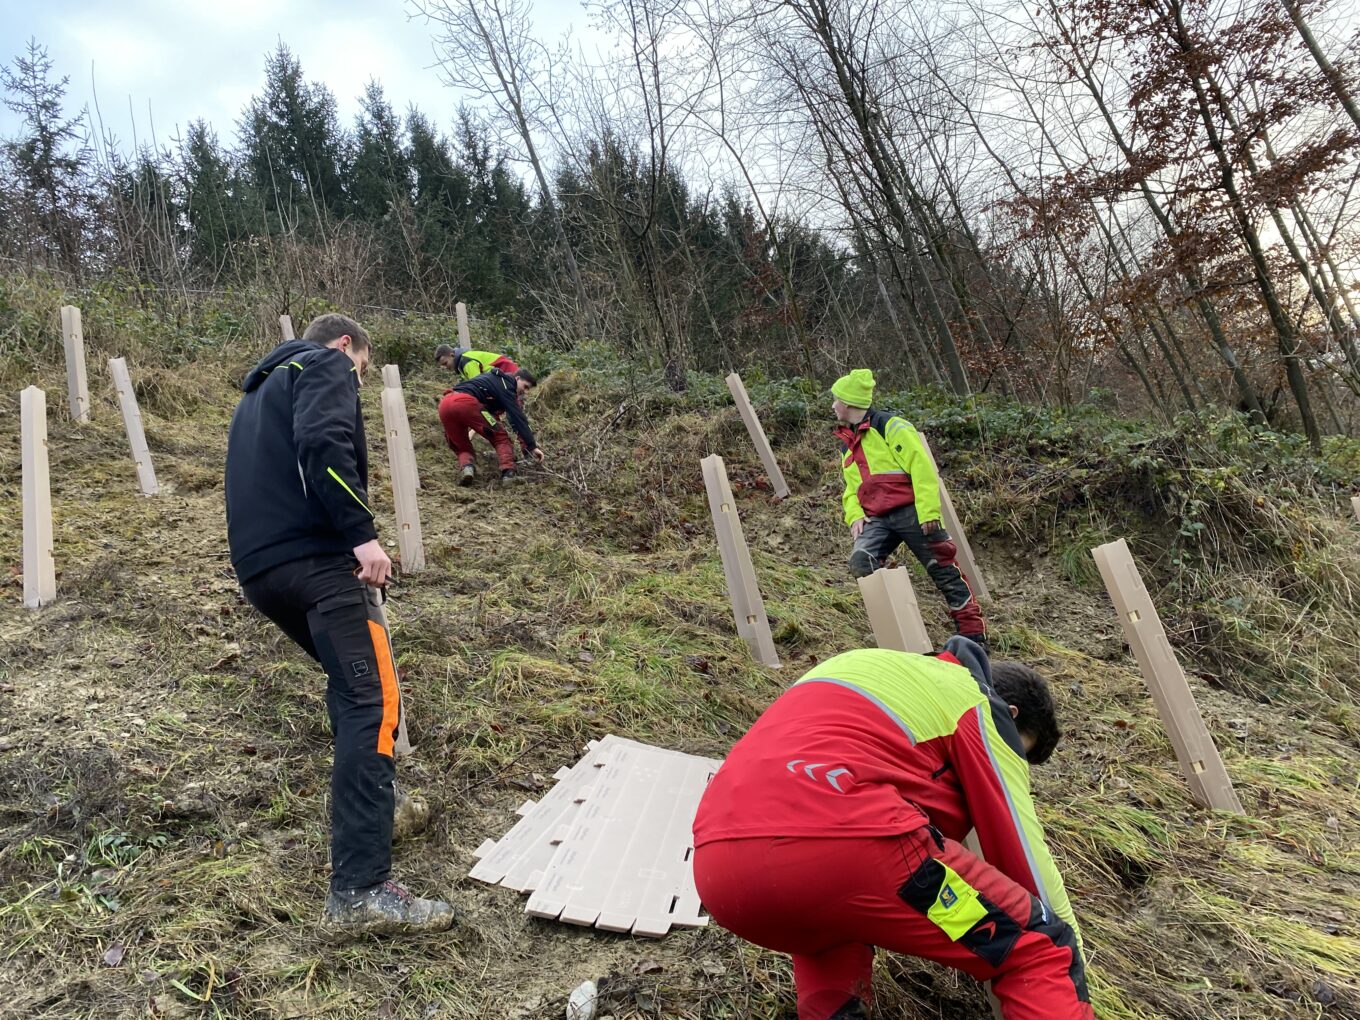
[2,283,1359,1018]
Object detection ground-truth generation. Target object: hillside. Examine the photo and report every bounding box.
[2,278,1359,1020]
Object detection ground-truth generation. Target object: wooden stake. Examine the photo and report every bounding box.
[279,314,296,341]
[381,386,426,573]
[455,302,470,346]
[107,357,159,496]
[1092,538,1243,813]
[725,373,790,498]
[1352,495,1359,523]
[701,455,780,667]
[857,567,933,653]
[381,365,421,489]
[366,587,412,756]
[918,434,990,601]
[21,387,57,609]
[60,305,91,423]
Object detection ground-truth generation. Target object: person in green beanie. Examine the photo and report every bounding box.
[832,369,988,643]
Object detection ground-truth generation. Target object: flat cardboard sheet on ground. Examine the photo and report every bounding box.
[470,735,719,937]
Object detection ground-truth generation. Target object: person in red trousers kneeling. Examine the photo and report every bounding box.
[692,637,1093,1020]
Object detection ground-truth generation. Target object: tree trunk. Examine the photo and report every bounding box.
[1167,0,1322,448]
[1280,0,1360,133]
[788,0,970,394]
[1042,9,1268,421]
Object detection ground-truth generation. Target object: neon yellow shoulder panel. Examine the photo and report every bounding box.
[795,648,984,744]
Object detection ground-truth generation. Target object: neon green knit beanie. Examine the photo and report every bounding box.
[831,368,875,408]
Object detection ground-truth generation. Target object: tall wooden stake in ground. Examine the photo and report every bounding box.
[1352,495,1360,523]
[1092,538,1243,813]
[21,386,57,609]
[60,305,91,423]
[725,373,790,498]
[381,365,421,489]
[701,455,780,668]
[107,357,160,496]
[381,385,426,573]
[456,302,470,347]
[918,434,990,601]
[279,314,296,341]
[857,567,933,653]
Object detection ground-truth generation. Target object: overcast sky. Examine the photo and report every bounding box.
[0,0,592,149]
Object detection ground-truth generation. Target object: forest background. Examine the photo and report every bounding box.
[3,0,1359,444]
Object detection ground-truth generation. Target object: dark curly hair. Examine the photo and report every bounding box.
[991,661,1061,765]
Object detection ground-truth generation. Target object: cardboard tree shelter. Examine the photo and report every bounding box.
[1092,538,1243,813]
[455,302,470,346]
[279,314,296,341]
[700,454,780,668]
[60,305,91,424]
[918,434,990,601]
[471,735,717,937]
[380,384,425,574]
[107,357,159,496]
[725,373,790,498]
[857,567,933,654]
[381,365,421,489]
[1352,495,1359,523]
[21,386,57,609]
[962,830,1006,1020]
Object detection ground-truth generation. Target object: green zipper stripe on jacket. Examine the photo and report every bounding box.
[326,467,373,516]
[289,361,305,370]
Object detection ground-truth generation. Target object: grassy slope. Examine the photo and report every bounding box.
[1,292,1359,1019]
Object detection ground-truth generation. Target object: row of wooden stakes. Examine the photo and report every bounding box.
[20,305,1358,818]
[18,309,434,606]
[21,306,160,610]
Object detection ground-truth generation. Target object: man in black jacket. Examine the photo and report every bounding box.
[225,313,453,937]
[437,366,546,485]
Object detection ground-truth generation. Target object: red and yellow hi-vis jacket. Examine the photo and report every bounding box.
[835,410,942,527]
[692,647,1082,945]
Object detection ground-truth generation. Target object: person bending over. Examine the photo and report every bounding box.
[434,344,519,380]
[692,637,1091,1019]
[437,366,545,486]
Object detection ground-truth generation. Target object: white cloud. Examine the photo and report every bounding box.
[0,0,596,146]
[175,0,298,29]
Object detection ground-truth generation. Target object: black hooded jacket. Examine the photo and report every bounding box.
[452,368,538,451]
[225,340,377,583]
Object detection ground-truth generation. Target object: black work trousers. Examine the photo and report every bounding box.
[242,554,399,891]
[848,504,986,638]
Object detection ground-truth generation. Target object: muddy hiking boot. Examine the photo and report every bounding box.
[458,464,475,486]
[500,469,519,486]
[322,879,454,939]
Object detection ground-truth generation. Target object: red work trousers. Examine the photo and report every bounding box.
[693,830,1092,1020]
[438,392,515,471]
